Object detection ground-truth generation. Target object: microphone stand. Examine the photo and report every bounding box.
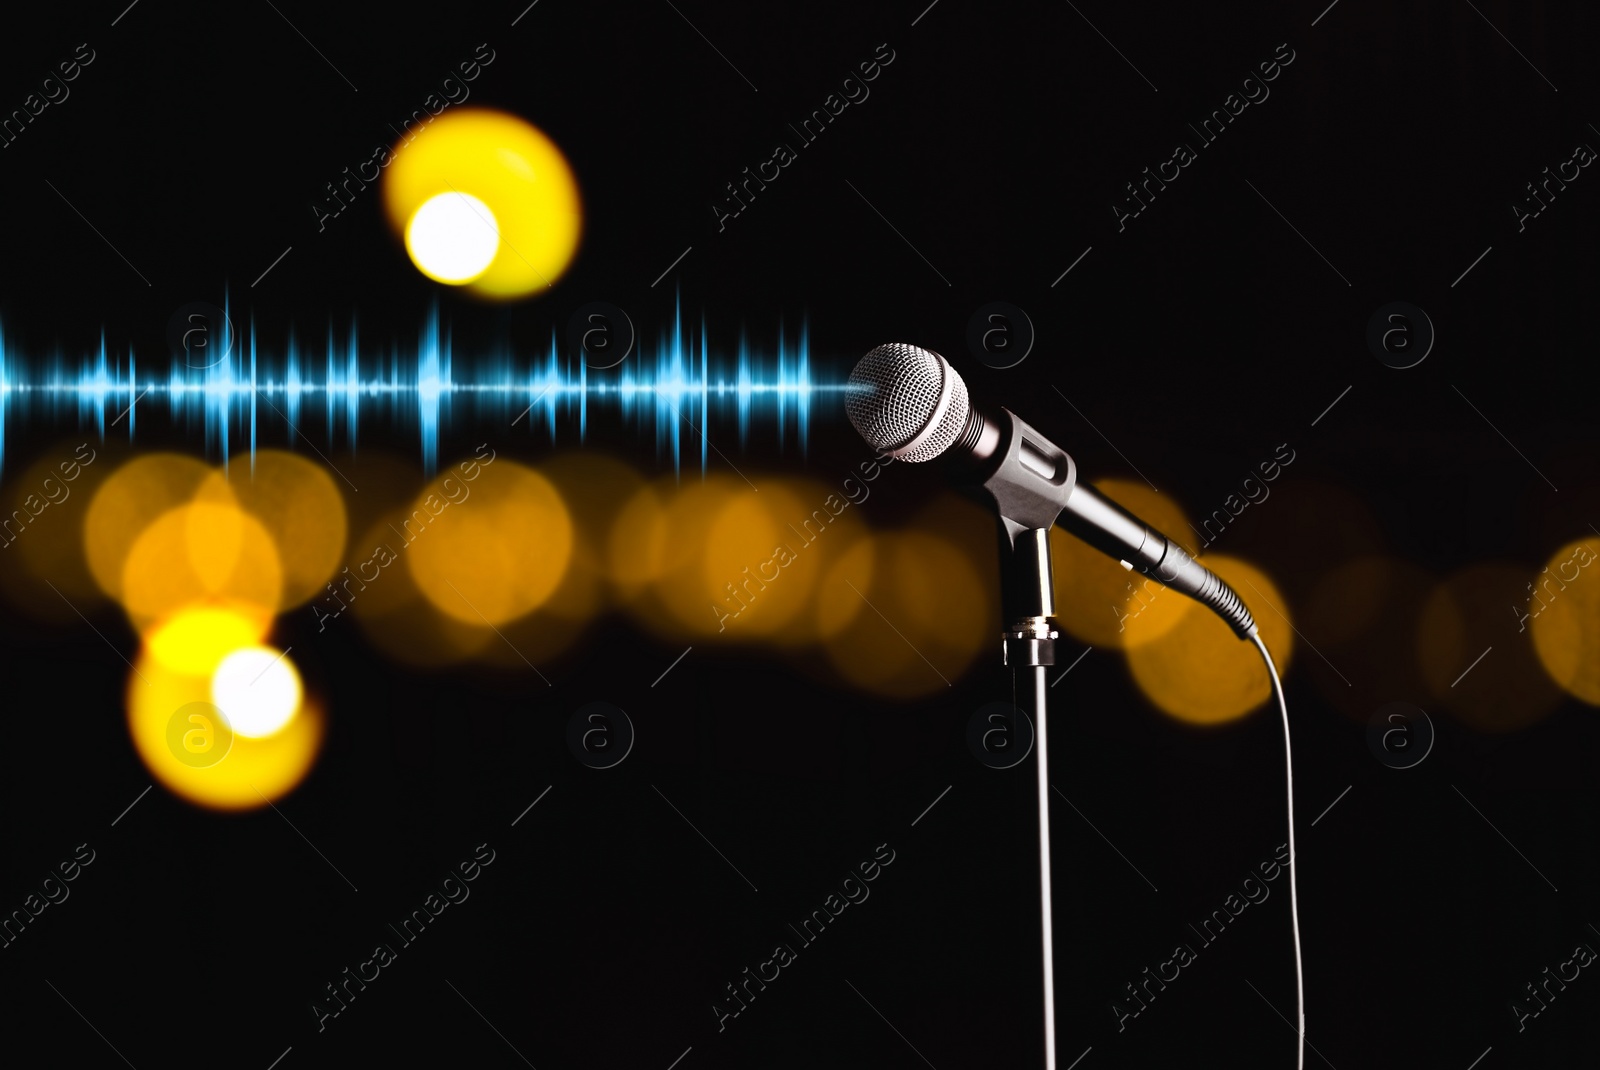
[845,347,1267,1068]
[964,405,1073,1070]
[1000,520,1060,1070]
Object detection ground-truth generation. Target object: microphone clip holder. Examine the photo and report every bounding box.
[996,524,1060,668]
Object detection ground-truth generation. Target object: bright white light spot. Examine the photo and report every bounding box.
[211,646,303,738]
[405,192,500,284]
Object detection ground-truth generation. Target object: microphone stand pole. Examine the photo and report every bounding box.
[1001,522,1060,1070]
[956,401,1076,1069]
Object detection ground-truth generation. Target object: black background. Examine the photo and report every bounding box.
[1,1,1598,1067]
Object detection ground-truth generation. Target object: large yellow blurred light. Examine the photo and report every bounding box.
[540,452,647,623]
[1126,556,1293,725]
[222,451,348,609]
[610,475,877,646]
[119,488,283,622]
[1417,562,1563,732]
[820,530,992,699]
[0,441,113,618]
[406,461,574,625]
[86,452,349,631]
[1529,537,1600,705]
[128,607,321,811]
[814,534,876,640]
[383,109,582,298]
[762,478,871,647]
[120,498,283,631]
[607,480,672,602]
[147,605,272,675]
[615,476,740,640]
[406,192,501,283]
[681,482,817,639]
[346,511,496,667]
[1301,555,1435,722]
[84,453,214,600]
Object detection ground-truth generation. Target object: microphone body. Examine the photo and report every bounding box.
[844,343,1257,640]
[957,402,1257,639]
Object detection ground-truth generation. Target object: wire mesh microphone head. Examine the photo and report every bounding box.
[845,343,971,463]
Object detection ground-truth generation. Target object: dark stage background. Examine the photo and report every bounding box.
[1,1,1598,1067]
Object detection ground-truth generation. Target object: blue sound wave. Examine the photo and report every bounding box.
[0,300,841,479]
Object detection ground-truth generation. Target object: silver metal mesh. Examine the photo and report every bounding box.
[844,343,970,462]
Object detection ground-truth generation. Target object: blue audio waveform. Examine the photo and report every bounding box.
[0,299,843,479]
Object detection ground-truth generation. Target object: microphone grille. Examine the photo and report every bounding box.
[845,343,970,463]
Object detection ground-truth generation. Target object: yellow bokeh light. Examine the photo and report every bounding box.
[610,474,889,648]
[1301,555,1435,722]
[820,530,992,699]
[85,453,346,631]
[221,451,348,609]
[1126,556,1293,725]
[84,453,214,600]
[1417,562,1564,732]
[127,607,321,811]
[540,452,647,623]
[120,497,283,632]
[763,478,872,647]
[617,475,741,641]
[686,482,818,639]
[814,534,876,640]
[345,511,496,667]
[406,461,573,626]
[383,108,582,298]
[146,604,273,675]
[1529,537,1600,705]
[607,478,675,604]
[0,441,112,617]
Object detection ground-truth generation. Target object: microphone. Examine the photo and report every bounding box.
[844,342,1257,640]
[847,345,1307,1070]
